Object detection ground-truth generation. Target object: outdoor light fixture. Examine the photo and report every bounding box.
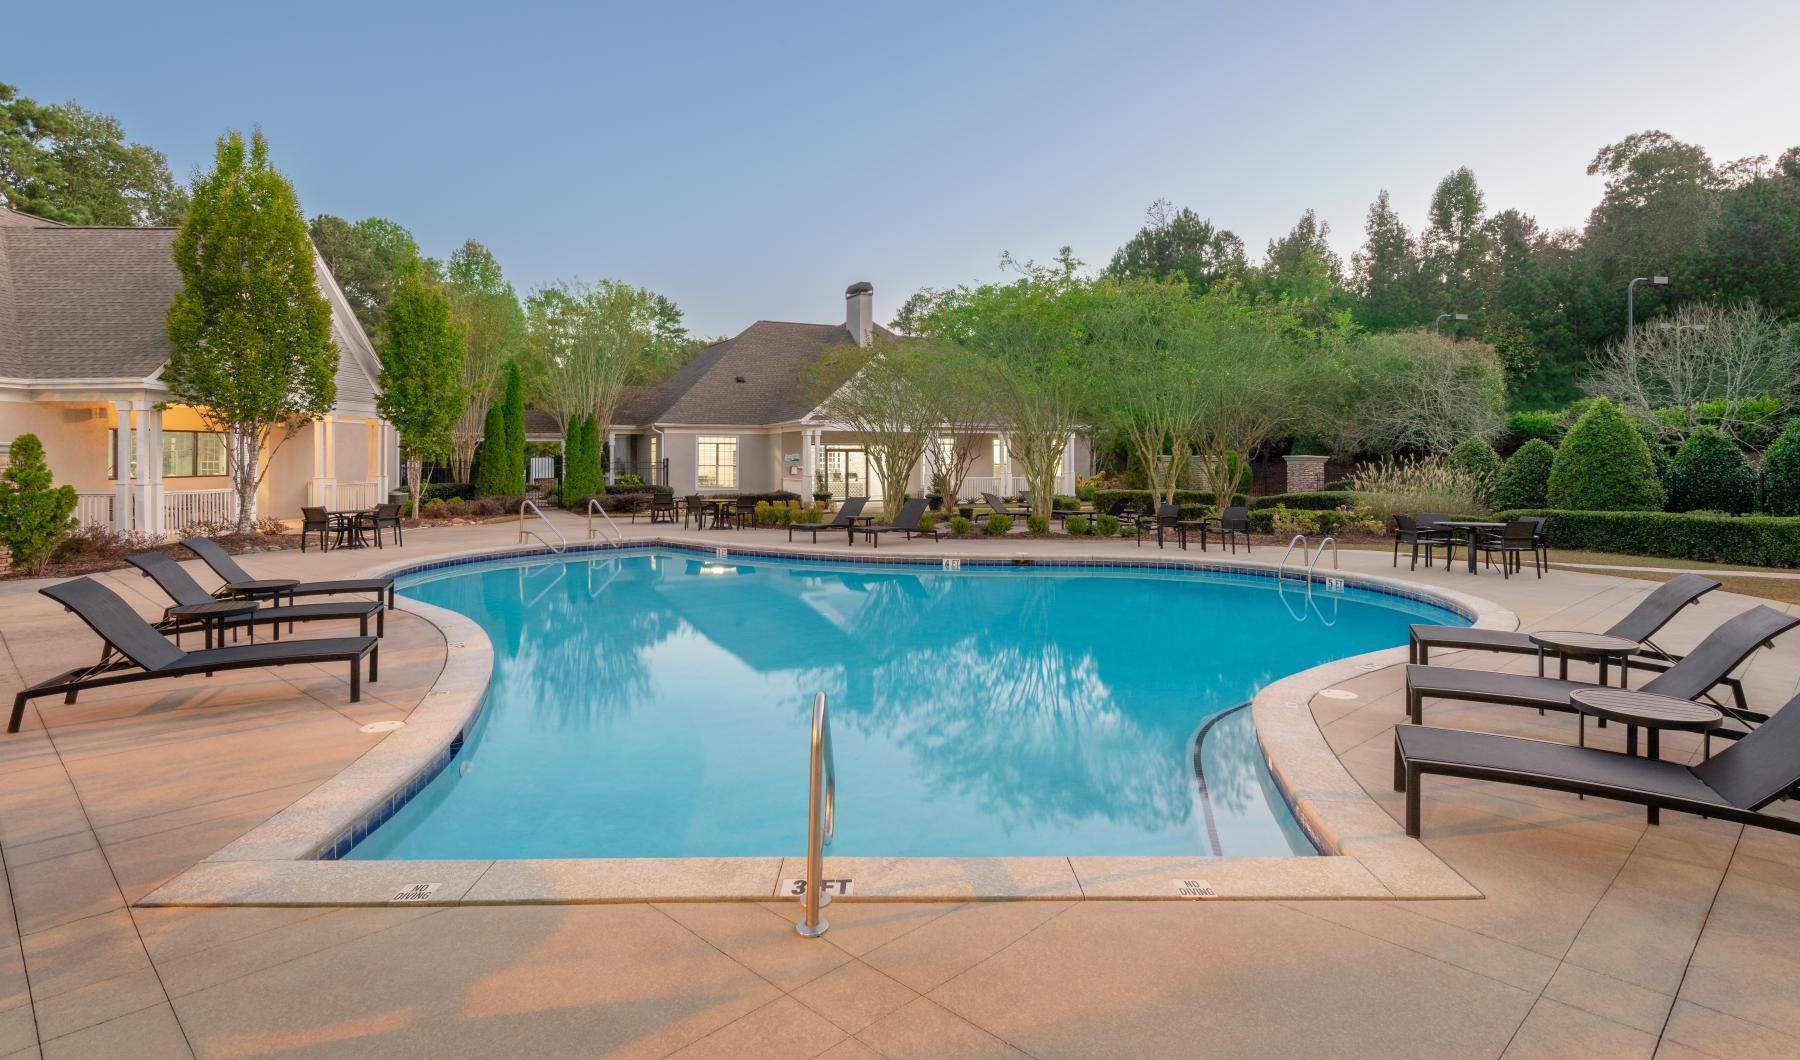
[1433,312,1469,336]
[1627,275,1671,352]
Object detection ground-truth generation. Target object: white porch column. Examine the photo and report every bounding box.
[997,436,1012,497]
[143,405,165,537]
[112,402,133,533]
[1060,433,1077,495]
[606,432,620,484]
[800,428,818,497]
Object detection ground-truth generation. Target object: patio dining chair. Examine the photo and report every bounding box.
[682,495,707,529]
[1215,506,1252,553]
[649,494,677,524]
[1391,514,1447,570]
[299,507,333,553]
[357,503,404,548]
[1471,519,1541,579]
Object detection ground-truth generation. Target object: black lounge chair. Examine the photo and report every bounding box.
[185,536,395,607]
[982,493,1028,518]
[127,552,386,639]
[9,578,378,733]
[1394,691,1800,839]
[788,497,868,543]
[1409,573,1721,668]
[850,498,935,548]
[1404,604,1798,726]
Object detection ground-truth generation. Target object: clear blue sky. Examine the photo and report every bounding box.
[9,0,1799,337]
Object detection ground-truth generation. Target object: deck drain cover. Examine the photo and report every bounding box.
[1318,689,1358,700]
[1355,662,1384,672]
[360,720,405,734]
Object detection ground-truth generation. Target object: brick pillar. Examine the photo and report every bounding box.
[1283,454,1328,493]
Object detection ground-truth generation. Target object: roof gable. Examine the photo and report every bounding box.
[624,320,895,427]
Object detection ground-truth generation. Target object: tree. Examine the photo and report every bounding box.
[1329,331,1506,455]
[1420,167,1491,312]
[0,83,186,225]
[500,359,526,494]
[1584,302,1800,448]
[1759,419,1800,516]
[522,279,688,443]
[1444,436,1503,502]
[1546,398,1664,511]
[1491,438,1555,510]
[907,249,1093,518]
[1185,305,1317,502]
[443,242,528,482]
[473,401,509,498]
[1083,279,1213,508]
[1666,427,1755,514]
[1103,200,1245,291]
[1350,190,1421,330]
[912,340,996,509]
[164,130,335,534]
[561,414,603,504]
[307,215,428,338]
[806,340,937,521]
[377,264,466,522]
[0,434,76,573]
[1583,131,1721,286]
[1256,209,1344,304]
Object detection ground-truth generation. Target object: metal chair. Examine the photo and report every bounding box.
[299,507,333,553]
[1215,506,1252,553]
[1391,514,1446,570]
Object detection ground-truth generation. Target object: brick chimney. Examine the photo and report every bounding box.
[845,281,874,347]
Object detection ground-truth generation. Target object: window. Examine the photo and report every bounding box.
[696,436,738,489]
[109,429,230,479]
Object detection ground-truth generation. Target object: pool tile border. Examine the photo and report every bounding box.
[140,536,1508,907]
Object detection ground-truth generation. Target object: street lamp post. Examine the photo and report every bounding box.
[1433,312,1468,336]
[1626,275,1669,353]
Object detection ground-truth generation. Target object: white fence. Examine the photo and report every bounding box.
[330,481,382,510]
[74,489,240,535]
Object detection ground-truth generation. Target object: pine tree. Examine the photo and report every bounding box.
[0,434,77,573]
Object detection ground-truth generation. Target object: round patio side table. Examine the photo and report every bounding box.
[1529,630,1639,687]
[1569,686,1723,825]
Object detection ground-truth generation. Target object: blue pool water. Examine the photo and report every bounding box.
[351,550,1465,860]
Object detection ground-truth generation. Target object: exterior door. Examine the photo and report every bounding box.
[824,447,880,501]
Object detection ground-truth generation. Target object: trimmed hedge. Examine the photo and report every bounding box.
[1089,488,1246,513]
[1249,491,1356,511]
[1490,438,1555,510]
[1667,428,1754,514]
[1762,420,1800,516]
[1497,508,1800,568]
[1445,437,1502,496]
[1546,398,1665,511]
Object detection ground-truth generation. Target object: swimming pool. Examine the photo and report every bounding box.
[350,549,1466,860]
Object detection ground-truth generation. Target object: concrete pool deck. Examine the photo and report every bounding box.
[1,514,1797,1057]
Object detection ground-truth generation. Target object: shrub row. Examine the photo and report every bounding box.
[1248,491,1356,511]
[1088,488,1246,513]
[1496,508,1800,568]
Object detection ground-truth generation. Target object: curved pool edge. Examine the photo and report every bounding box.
[140,538,1503,907]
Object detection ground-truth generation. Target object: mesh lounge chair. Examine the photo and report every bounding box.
[9,577,378,733]
[184,537,395,608]
[1404,604,1798,726]
[1409,573,1720,669]
[788,497,868,543]
[850,498,934,548]
[1393,691,1800,839]
[127,552,386,639]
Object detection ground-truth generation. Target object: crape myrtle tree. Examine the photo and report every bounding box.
[1083,278,1210,509]
[908,250,1094,520]
[523,279,688,464]
[1184,301,1319,503]
[376,262,466,522]
[444,242,528,482]
[1584,302,1800,448]
[806,339,938,521]
[911,339,996,510]
[164,130,335,534]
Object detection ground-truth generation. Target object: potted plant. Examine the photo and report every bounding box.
[812,467,832,504]
[926,471,950,512]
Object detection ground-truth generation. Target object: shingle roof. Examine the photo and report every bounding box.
[0,207,378,396]
[620,319,892,427]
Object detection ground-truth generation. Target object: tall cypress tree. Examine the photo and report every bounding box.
[473,402,508,497]
[501,360,526,494]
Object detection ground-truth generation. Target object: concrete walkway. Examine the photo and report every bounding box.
[0,518,1796,1058]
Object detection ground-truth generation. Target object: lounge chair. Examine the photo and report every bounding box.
[982,493,1028,518]
[1393,691,1800,839]
[1409,573,1720,669]
[184,537,395,608]
[849,498,934,548]
[127,552,386,639]
[1404,604,1798,726]
[9,577,379,732]
[788,497,868,543]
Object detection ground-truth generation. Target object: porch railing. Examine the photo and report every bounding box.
[75,493,115,529]
[164,489,238,529]
[331,481,382,510]
[609,459,668,486]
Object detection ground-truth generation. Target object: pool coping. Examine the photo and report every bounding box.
[138,537,1510,907]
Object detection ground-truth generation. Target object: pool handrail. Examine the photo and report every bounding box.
[518,499,567,554]
[797,690,836,938]
[1309,537,1339,578]
[1277,534,1309,581]
[586,497,623,544]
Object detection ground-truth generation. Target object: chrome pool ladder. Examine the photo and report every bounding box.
[796,691,836,938]
[1277,534,1339,585]
[518,499,567,554]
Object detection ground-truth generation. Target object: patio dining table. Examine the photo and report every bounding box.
[328,509,375,549]
[1433,520,1507,573]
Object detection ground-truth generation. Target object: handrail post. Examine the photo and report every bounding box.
[797,691,835,938]
[586,497,624,544]
[518,499,568,554]
[1278,534,1309,581]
